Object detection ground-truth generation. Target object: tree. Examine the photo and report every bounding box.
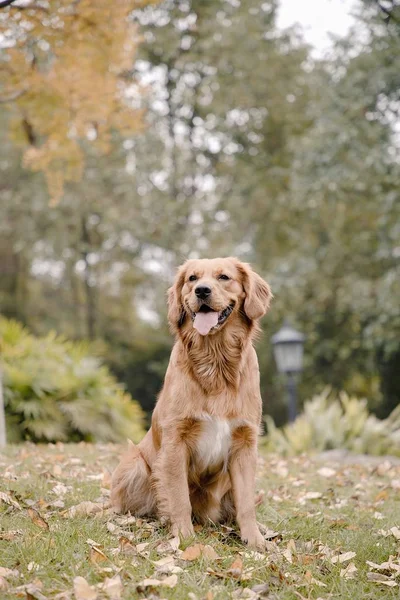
[0,0,149,203]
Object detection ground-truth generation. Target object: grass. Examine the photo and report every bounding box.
[1,443,399,599]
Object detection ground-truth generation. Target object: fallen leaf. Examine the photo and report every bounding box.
[374,490,389,502]
[136,574,178,590]
[62,501,106,518]
[118,536,135,554]
[73,576,98,600]
[250,583,271,597]
[331,551,356,564]
[52,483,69,496]
[156,536,180,554]
[232,588,258,599]
[304,492,322,500]
[101,575,123,600]
[0,567,19,578]
[304,570,327,587]
[340,562,358,579]
[389,526,400,540]
[114,515,136,526]
[151,555,182,574]
[25,583,48,600]
[373,511,384,520]
[366,557,400,575]
[317,467,336,478]
[89,546,107,564]
[27,508,49,531]
[227,556,243,579]
[136,542,149,554]
[0,529,23,541]
[181,544,218,561]
[367,572,397,587]
[0,491,21,510]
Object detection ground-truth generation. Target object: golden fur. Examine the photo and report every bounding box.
[111,257,272,549]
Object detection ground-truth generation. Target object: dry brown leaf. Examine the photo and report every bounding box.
[156,536,180,554]
[118,536,136,554]
[25,583,48,600]
[27,508,49,531]
[250,583,271,597]
[232,588,258,599]
[317,467,336,478]
[73,576,98,600]
[181,543,218,561]
[366,557,400,575]
[304,570,327,587]
[114,515,137,527]
[331,551,356,564]
[340,562,358,579]
[101,575,123,600]
[0,529,23,541]
[282,547,293,563]
[0,567,19,578]
[151,555,183,574]
[89,546,107,564]
[152,556,175,568]
[136,574,178,590]
[136,542,150,554]
[227,556,243,579]
[367,573,397,587]
[0,491,21,510]
[389,526,400,540]
[374,489,389,502]
[62,501,105,518]
[300,492,322,503]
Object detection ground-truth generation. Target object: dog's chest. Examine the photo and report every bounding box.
[195,417,233,470]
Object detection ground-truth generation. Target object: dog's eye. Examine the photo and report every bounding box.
[188,275,197,282]
[218,274,230,281]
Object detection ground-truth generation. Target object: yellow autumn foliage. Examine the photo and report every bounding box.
[0,0,153,203]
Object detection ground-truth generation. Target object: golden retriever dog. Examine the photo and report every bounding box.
[111,257,272,549]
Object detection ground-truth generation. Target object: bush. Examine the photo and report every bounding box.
[0,318,145,443]
[264,387,400,457]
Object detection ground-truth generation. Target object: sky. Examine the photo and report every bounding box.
[277,0,357,55]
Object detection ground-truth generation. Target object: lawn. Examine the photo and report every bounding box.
[1,443,399,599]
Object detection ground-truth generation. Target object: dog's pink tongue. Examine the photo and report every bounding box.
[193,311,218,335]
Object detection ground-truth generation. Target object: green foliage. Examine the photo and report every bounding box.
[0,318,145,443]
[264,388,400,457]
[0,0,399,423]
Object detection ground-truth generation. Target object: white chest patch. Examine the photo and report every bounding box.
[195,417,232,470]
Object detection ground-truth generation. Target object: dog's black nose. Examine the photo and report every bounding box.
[195,285,212,299]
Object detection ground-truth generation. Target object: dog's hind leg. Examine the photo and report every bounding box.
[111,442,156,516]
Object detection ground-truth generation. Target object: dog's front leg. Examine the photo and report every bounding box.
[230,426,266,550]
[154,434,194,540]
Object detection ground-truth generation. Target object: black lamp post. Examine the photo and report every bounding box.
[272,322,305,423]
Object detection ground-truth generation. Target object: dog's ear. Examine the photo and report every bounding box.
[167,266,186,331]
[232,258,272,320]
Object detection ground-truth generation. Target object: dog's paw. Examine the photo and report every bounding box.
[241,527,266,551]
[171,521,195,540]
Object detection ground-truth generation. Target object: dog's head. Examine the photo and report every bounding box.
[168,257,272,335]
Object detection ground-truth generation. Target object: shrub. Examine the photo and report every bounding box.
[264,387,400,457]
[0,318,145,443]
